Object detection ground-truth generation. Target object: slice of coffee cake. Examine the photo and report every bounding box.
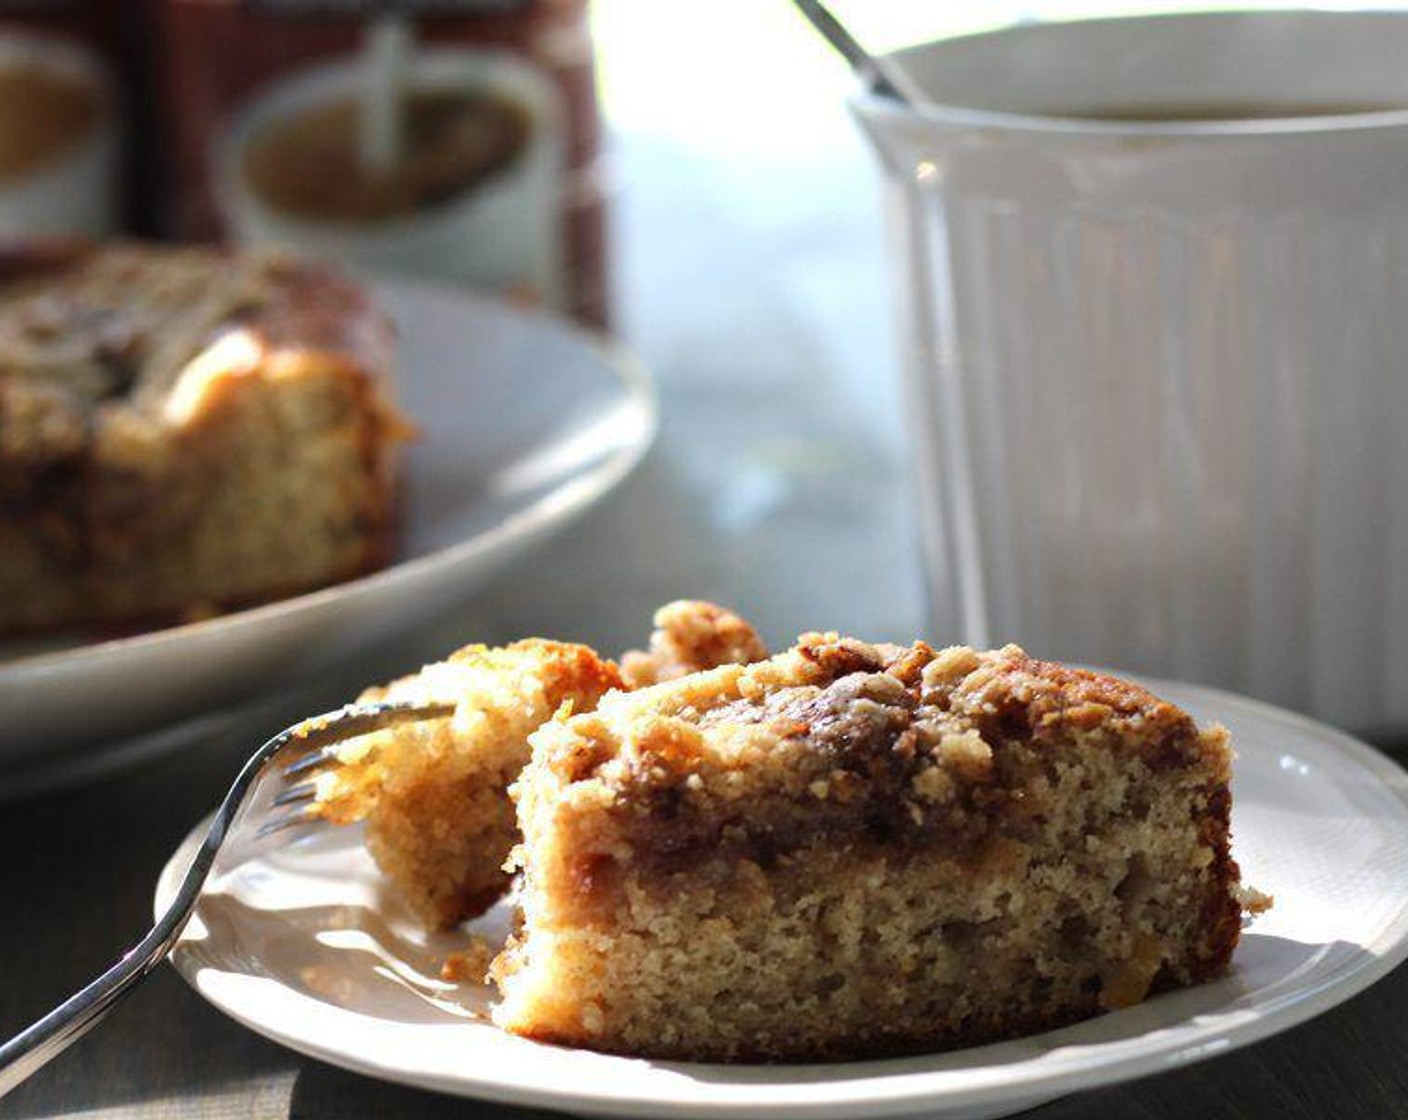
[314,601,767,929]
[0,242,406,634]
[493,636,1255,1061]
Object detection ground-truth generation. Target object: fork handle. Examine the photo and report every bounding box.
[0,750,247,1100]
[0,699,452,1098]
[0,917,186,1097]
[0,726,266,1095]
[0,797,231,1100]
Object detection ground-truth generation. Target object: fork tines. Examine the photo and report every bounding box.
[255,699,455,841]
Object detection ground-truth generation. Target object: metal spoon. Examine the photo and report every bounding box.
[790,0,929,107]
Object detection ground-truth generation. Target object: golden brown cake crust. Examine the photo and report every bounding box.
[0,241,409,635]
[497,636,1252,1062]
[312,603,770,930]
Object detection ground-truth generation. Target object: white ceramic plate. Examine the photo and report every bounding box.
[0,281,656,776]
[156,681,1408,1120]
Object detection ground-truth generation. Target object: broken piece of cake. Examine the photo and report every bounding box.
[314,638,625,929]
[313,601,767,929]
[492,635,1259,1061]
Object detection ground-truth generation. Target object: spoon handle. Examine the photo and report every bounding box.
[790,0,925,106]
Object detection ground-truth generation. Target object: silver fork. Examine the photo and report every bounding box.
[0,698,452,1099]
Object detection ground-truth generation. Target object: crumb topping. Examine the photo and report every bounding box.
[620,600,769,687]
[526,637,1228,870]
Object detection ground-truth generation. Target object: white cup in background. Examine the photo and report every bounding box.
[0,31,118,237]
[854,11,1408,729]
[215,48,565,307]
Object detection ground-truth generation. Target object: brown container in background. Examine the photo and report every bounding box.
[153,0,609,325]
[0,2,131,237]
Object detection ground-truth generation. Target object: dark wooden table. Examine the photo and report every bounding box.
[7,15,1408,1116]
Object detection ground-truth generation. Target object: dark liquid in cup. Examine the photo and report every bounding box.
[1032,102,1403,122]
[244,87,531,223]
[0,63,96,179]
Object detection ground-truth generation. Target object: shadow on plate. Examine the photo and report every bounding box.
[189,890,497,1026]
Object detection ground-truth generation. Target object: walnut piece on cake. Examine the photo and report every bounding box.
[492,636,1254,1061]
[315,601,768,929]
[0,242,407,634]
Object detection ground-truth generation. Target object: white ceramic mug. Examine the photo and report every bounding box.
[854,11,1408,729]
[215,48,565,306]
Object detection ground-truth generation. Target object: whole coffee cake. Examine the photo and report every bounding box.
[493,635,1260,1061]
[0,242,406,634]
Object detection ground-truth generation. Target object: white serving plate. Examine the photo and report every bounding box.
[0,281,655,780]
[156,680,1408,1119]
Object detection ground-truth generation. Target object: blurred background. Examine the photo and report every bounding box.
[2,0,1401,657]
